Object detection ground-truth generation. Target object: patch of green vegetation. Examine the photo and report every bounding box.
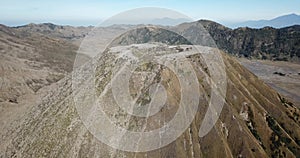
[278,94,294,107]
[267,115,282,136]
[278,94,300,123]
[267,115,300,156]
[295,137,300,146]
[137,92,151,106]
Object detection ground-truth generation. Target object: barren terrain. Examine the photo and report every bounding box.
[239,58,300,107]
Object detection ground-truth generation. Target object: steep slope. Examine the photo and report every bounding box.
[173,20,300,62]
[230,26,300,61]
[1,42,299,158]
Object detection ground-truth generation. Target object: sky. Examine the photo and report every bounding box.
[0,0,299,26]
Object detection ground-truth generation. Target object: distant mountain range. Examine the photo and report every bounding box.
[101,17,192,26]
[229,13,300,28]
[151,17,192,26]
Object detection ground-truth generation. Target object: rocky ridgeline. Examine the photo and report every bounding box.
[174,20,300,62]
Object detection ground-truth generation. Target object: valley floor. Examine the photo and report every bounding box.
[238,58,300,107]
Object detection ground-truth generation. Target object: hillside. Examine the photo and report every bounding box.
[13,23,93,46]
[0,24,89,138]
[0,41,299,157]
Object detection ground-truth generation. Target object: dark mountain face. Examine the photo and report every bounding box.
[229,26,300,61]
[173,20,300,62]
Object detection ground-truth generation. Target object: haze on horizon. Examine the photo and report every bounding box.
[0,0,299,26]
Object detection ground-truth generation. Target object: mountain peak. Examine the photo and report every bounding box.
[196,19,231,31]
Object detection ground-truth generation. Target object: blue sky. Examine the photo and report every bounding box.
[0,0,299,26]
